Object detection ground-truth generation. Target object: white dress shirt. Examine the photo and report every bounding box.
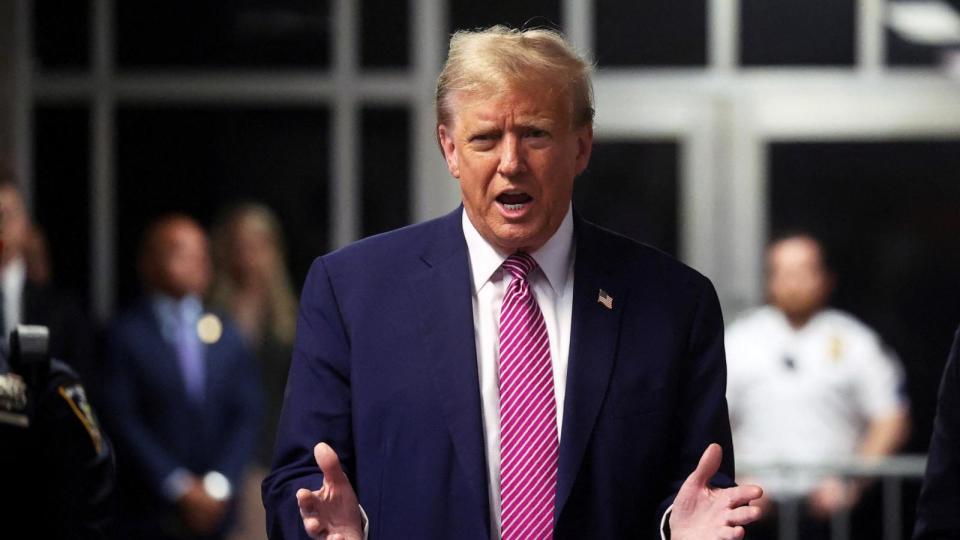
[726,306,908,498]
[1,257,26,339]
[462,206,575,539]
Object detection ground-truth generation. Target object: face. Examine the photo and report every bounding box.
[0,185,29,264]
[767,237,833,320]
[438,83,592,253]
[151,221,212,298]
[229,214,277,281]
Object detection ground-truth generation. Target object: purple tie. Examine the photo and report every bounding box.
[176,306,204,402]
[499,252,558,540]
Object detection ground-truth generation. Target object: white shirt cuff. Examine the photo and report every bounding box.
[660,504,674,540]
[162,468,193,502]
[360,504,369,540]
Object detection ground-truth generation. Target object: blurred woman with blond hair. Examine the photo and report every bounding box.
[210,202,297,540]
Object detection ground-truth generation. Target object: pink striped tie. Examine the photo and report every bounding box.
[499,252,558,540]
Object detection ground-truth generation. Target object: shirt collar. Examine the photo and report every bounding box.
[462,204,574,295]
[151,293,203,341]
[2,257,26,293]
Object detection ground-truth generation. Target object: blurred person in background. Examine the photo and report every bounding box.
[0,178,99,399]
[913,323,960,539]
[726,232,910,539]
[102,214,262,540]
[210,203,297,540]
[0,182,115,539]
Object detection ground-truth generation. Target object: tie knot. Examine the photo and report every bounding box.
[502,252,538,280]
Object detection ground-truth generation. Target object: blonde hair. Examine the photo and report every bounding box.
[435,25,595,131]
[210,203,298,346]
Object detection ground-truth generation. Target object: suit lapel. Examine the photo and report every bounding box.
[410,208,491,536]
[555,217,627,522]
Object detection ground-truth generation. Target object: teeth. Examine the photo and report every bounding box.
[504,203,525,211]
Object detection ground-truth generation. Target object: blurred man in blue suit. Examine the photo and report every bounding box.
[104,215,262,540]
[263,26,762,540]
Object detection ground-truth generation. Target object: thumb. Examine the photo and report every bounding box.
[314,442,349,487]
[684,443,723,490]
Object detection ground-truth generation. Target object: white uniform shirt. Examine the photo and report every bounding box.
[725,306,907,497]
[462,206,575,540]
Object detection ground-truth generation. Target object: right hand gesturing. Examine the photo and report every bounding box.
[296,442,364,540]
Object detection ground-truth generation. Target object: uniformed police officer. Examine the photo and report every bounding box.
[0,326,115,538]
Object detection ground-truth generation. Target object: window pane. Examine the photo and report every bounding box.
[116,1,331,69]
[116,107,330,307]
[449,0,561,34]
[361,107,410,237]
[361,0,409,68]
[33,106,91,307]
[740,0,856,66]
[769,141,960,461]
[34,0,90,70]
[595,0,707,67]
[574,141,678,256]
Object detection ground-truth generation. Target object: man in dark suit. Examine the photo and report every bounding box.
[914,325,960,539]
[263,26,762,539]
[104,215,262,540]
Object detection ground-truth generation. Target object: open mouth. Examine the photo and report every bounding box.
[496,191,533,211]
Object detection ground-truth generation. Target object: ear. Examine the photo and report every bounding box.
[437,124,461,178]
[574,124,593,176]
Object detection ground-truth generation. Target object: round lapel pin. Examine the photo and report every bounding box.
[197,313,223,345]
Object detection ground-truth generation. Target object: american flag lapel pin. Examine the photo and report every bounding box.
[597,289,613,310]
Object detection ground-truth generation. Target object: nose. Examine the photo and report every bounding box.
[497,133,526,177]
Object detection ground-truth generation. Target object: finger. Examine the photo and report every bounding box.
[297,488,320,516]
[724,484,764,508]
[725,504,763,526]
[719,525,745,540]
[683,443,723,489]
[303,516,323,538]
[315,442,349,487]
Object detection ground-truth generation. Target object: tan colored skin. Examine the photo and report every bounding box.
[437,83,592,253]
[141,217,212,300]
[0,184,30,267]
[766,236,834,330]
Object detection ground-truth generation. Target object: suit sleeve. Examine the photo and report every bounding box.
[263,258,355,540]
[913,326,960,540]
[659,275,736,519]
[103,326,186,498]
[38,368,116,539]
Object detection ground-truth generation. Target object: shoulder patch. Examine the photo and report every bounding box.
[0,374,29,427]
[58,383,104,454]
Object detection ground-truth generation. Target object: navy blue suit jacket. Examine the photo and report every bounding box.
[104,300,262,536]
[263,208,734,539]
[914,325,960,539]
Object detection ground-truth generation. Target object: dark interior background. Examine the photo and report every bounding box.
[28,9,960,522]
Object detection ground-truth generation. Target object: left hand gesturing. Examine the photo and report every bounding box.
[669,444,764,540]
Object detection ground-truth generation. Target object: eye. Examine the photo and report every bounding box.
[468,131,499,149]
[526,128,548,138]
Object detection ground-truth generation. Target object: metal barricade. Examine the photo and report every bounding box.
[738,455,928,540]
